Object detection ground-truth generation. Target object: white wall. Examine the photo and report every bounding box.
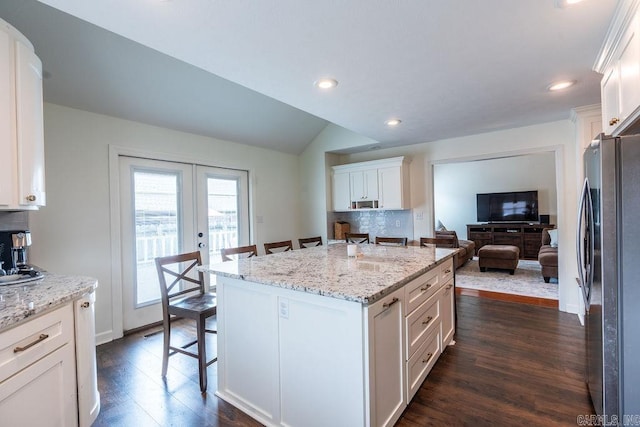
[30,103,303,342]
[301,120,581,314]
[433,152,557,238]
[299,125,378,242]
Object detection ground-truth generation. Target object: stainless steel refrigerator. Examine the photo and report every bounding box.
[577,133,640,424]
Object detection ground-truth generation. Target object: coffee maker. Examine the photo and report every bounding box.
[0,230,32,274]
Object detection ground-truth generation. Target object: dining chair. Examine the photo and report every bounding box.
[220,244,258,261]
[375,236,408,246]
[264,240,294,254]
[298,236,323,249]
[345,233,370,244]
[155,251,217,393]
[420,236,456,247]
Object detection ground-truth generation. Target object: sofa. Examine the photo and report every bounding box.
[434,230,475,269]
[538,228,558,283]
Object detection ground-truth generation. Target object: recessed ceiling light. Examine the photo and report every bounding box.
[386,119,402,127]
[314,78,338,89]
[554,0,585,8]
[548,80,576,91]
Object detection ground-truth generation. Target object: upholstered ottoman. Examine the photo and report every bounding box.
[478,245,520,275]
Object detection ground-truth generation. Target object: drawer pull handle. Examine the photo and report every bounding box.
[14,334,49,353]
[422,316,433,326]
[422,352,434,364]
[382,297,399,311]
[81,301,90,308]
[420,284,432,292]
[446,284,453,290]
[444,269,452,274]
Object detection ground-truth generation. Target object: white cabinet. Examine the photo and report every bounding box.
[0,18,46,210]
[0,293,100,427]
[439,281,455,347]
[596,5,640,135]
[213,254,455,427]
[350,169,379,202]
[75,293,101,427]
[378,165,409,209]
[0,304,78,426]
[331,156,410,211]
[366,288,405,427]
[332,171,351,211]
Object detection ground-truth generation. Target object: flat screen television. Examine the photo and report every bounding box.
[476,190,539,222]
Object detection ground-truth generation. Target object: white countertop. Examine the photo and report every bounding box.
[201,243,456,304]
[0,274,98,331]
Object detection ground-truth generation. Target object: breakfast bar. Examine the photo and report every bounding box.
[202,243,456,427]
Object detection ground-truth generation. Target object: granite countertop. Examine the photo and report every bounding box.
[0,274,98,332]
[201,243,456,304]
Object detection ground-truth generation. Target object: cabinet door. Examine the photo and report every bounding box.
[602,65,620,135]
[439,281,455,347]
[364,169,379,201]
[15,40,45,207]
[618,17,640,126]
[0,30,16,206]
[367,288,405,427]
[378,166,403,209]
[0,343,78,427]
[332,171,351,211]
[350,171,364,200]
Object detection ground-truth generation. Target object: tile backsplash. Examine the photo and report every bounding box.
[0,211,28,231]
[328,210,413,242]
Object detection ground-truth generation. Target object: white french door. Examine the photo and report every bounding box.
[119,156,249,331]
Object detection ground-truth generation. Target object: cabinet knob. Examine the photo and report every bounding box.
[26,195,36,202]
[81,301,90,308]
[609,117,620,126]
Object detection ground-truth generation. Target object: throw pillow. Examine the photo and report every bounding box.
[547,229,558,248]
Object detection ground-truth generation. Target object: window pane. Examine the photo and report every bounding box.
[134,170,180,306]
[207,177,239,260]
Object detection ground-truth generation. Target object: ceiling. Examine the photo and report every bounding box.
[0,0,618,155]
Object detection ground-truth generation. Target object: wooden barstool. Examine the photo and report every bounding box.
[264,240,294,254]
[220,244,258,261]
[155,251,217,393]
[298,236,323,249]
[375,236,408,246]
[345,233,370,244]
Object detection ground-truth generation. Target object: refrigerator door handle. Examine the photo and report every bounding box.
[577,179,587,290]
[576,178,591,309]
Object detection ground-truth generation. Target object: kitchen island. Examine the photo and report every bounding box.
[202,243,456,427]
[0,274,100,427]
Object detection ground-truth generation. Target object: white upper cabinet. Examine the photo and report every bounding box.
[350,168,378,202]
[0,18,45,210]
[332,171,351,212]
[596,3,640,135]
[331,157,410,211]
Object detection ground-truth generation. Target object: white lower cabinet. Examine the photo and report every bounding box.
[366,288,405,427]
[0,304,78,427]
[439,281,455,347]
[214,257,455,427]
[0,293,99,427]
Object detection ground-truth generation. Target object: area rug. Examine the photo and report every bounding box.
[455,258,558,300]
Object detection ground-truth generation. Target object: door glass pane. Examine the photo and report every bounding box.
[207,177,239,260]
[134,170,181,306]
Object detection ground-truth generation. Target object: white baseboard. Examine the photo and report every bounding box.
[95,330,113,346]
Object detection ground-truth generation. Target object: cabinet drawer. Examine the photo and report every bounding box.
[0,304,73,383]
[405,293,439,359]
[440,258,454,283]
[406,329,440,400]
[405,268,440,314]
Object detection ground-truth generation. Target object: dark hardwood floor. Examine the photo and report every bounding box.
[94,295,593,426]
